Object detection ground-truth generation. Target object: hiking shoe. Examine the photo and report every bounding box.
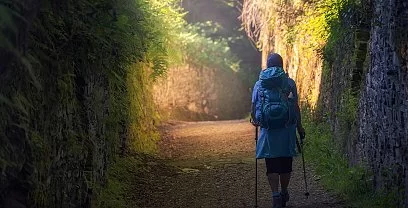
[281,191,289,207]
[272,195,283,208]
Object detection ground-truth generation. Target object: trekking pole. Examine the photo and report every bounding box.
[254,126,258,208]
[296,137,310,198]
[301,145,310,198]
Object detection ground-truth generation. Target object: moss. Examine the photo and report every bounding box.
[337,89,358,128]
[93,155,144,208]
[127,62,160,154]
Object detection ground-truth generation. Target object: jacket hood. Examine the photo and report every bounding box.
[259,67,285,80]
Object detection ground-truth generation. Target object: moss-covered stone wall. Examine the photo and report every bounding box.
[0,1,174,207]
[241,0,408,205]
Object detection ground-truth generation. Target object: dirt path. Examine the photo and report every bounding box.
[140,120,344,208]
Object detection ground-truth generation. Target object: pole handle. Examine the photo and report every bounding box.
[296,138,302,153]
[255,126,258,141]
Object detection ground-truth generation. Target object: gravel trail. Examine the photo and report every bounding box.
[139,120,344,208]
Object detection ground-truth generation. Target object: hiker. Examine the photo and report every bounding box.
[251,53,305,208]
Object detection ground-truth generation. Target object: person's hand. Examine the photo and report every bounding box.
[250,118,260,127]
[298,126,305,144]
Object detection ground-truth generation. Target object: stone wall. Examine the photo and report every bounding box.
[0,63,114,207]
[153,64,250,121]
[358,0,408,204]
[0,2,149,207]
[255,0,408,204]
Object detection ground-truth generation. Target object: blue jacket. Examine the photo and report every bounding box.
[251,72,299,159]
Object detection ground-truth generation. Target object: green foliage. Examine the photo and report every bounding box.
[323,0,365,64]
[145,0,187,76]
[180,22,241,72]
[127,63,160,154]
[303,112,399,208]
[295,0,352,50]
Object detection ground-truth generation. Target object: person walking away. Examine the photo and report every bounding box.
[251,53,305,208]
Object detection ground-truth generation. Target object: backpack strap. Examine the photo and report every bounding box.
[258,87,265,128]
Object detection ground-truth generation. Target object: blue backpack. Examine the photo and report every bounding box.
[253,67,296,129]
